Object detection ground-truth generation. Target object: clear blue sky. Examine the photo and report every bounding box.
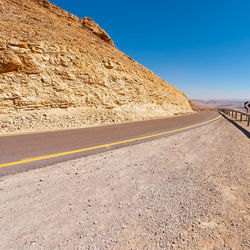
[51,0,250,100]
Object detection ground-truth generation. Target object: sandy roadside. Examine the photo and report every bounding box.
[0,110,194,137]
[0,117,249,249]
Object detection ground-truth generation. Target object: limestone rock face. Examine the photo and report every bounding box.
[0,0,192,133]
[82,17,114,46]
[0,50,23,73]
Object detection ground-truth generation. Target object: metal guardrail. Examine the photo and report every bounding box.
[218,108,250,126]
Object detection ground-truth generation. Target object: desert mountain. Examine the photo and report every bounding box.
[0,0,192,133]
[191,99,246,110]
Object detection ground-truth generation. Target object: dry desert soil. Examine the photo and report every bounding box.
[0,117,249,249]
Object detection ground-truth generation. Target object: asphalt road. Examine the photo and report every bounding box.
[0,111,220,176]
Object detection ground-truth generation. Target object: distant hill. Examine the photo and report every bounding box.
[191,99,247,110]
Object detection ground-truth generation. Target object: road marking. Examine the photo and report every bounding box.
[0,114,221,168]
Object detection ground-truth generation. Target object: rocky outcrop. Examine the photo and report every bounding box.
[188,100,198,111]
[0,50,23,73]
[33,0,114,45]
[0,42,39,74]
[82,17,114,46]
[0,0,192,133]
[33,0,80,22]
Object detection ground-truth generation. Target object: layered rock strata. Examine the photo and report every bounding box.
[0,0,192,133]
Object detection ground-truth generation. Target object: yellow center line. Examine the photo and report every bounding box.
[0,114,221,168]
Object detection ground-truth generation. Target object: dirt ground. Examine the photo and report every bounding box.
[0,117,249,249]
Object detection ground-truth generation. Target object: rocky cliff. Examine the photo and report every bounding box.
[0,0,192,133]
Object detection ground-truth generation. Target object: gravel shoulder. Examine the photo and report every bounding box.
[0,117,249,249]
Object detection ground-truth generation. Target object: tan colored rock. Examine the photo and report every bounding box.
[188,100,198,111]
[103,59,115,69]
[35,0,50,8]
[0,0,192,133]
[0,50,22,73]
[82,17,115,46]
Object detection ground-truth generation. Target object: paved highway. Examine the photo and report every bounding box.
[0,111,220,176]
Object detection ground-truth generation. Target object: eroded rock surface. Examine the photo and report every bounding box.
[0,0,192,133]
[82,17,114,46]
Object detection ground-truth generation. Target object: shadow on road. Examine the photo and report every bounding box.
[220,113,250,139]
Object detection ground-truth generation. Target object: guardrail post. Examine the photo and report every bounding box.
[219,108,250,126]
